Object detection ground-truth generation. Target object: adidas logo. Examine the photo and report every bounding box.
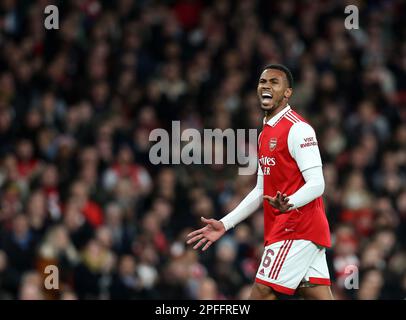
[259,268,265,276]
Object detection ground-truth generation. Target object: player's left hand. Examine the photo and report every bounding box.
[263,191,293,213]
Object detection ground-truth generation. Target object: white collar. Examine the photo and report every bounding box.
[263,104,291,126]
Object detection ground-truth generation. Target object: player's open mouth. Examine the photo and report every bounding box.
[261,92,273,102]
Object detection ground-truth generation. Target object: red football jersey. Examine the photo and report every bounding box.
[258,106,331,248]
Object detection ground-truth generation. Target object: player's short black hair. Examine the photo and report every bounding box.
[263,64,293,88]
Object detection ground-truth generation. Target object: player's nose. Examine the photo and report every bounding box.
[260,82,270,90]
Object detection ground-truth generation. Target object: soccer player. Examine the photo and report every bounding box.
[186,64,333,300]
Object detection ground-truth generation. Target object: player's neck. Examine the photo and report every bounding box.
[264,102,289,122]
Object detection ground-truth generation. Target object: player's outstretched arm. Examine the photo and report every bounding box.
[186,217,226,251]
[186,165,264,251]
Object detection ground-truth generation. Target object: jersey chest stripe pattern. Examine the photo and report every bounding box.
[287,110,301,122]
[268,240,288,278]
[273,240,293,280]
[284,112,301,124]
[284,114,298,123]
[271,109,292,127]
[284,116,296,124]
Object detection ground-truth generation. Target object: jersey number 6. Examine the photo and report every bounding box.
[262,249,275,268]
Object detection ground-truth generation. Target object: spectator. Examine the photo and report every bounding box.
[1,214,38,275]
[110,255,141,299]
[37,225,80,288]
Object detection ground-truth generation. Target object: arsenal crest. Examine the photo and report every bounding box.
[269,138,277,151]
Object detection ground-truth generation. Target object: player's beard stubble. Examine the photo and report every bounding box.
[260,95,286,118]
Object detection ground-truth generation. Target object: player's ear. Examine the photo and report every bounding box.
[284,88,292,99]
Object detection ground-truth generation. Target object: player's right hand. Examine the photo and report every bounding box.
[186,217,226,251]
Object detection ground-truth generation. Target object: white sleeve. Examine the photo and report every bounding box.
[287,122,322,172]
[220,164,263,231]
[287,166,325,209]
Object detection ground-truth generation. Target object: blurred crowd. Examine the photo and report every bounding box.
[0,0,405,300]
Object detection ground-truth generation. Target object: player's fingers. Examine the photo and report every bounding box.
[186,230,201,239]
[283,197,290,203]
[193,238,207,250]
[201,216,215,225]
[186,234,204,244]
[186,229,203,239]
[202,241,213,251]
[201,217,216,226]
[281,203,294,212]
[264,196,277,206]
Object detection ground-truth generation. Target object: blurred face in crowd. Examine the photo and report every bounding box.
[41,92,56,114]
[361,244,384,268]
[26,109,42,129]
[105,203,123,227]
[42,164,58,187]
[19,271,43,300]
[257,68,292,114]
[3,154,18,181]
[50,225,70,250]
[80,147,99,166]
[27,191,46,219]
[197,277,218,300]
[119,255,136,276]
[96,226,113,249]
[17,139,33,160]
[0,250,8,272]
[63,202,84,230]
[216,240,236,263]
[70,181,89,205]
[358,269,384,300]
[0,108,12,131]
[118,146,133,165]
[82,240,104,268]
[13,215,29,238]
[60,291,78,300]
[19,283,44,300]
